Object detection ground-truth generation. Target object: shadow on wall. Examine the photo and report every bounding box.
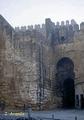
[56,57,75,108]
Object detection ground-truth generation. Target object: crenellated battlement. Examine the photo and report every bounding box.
[15,19,84,32]
[14,18,84,44]
[15,24,46,32]
[80,22,84,31]
[45,18,84,44]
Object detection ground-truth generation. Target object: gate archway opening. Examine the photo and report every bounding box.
[56,57,75,108]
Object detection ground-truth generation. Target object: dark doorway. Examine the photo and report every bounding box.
[56,57,75,108]
[63,78,75,108]
[80,94,84,109]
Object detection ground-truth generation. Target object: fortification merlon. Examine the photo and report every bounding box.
[55,22,60,29]
[66,20,69,26]
[21,26,26,31]
[15,25,33,32]
[42,24,45,29]
[45,18,55,38]
[80,22,84,31]
[70,19,79,31]
[73,24,79,31]
[34,24,41,30]
[56,20,69,26]
[28,25,33,31]
[55,19,78,26]
[56,21,60,25]
[15,27,20,32]
[71,19,77,26]
[45,18,55,30]
[61,21,65,26]
[45,18,79,35]
[15,19,84,34]
[45,18,55,27]
[45,18,51,24]
[15,24,46,32]
[56,20,79,31]
[15,26,27,32]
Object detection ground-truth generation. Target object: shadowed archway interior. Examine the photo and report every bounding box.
[56,57,75,108]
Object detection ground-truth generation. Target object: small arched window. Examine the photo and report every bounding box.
[61,36,65,41]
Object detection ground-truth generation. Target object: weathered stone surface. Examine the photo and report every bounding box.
[0,15,84,110]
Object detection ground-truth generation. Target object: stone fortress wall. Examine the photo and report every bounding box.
[0,14,84,110]
[44,18,84,109]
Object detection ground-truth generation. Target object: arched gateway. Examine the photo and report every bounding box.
[56,57,75,108]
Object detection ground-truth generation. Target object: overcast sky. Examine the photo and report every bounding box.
[0,0,84,27]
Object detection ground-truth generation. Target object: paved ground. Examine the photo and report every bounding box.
[0,109,84,120]
[29,110,84,120]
